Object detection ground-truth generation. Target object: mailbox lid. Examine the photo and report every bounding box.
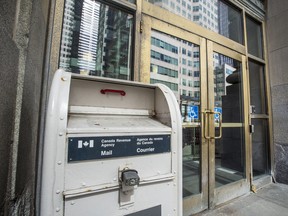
[67,110,171,134]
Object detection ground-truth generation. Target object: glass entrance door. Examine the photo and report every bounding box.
[205,41,250,208]
[182,40,250,214]
[140,12,250,216]
[139,16,209,214]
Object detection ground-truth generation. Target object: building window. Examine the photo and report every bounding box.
[182,10,186,16]
[182,48,187,55]
[151,50,178,65]
[182,68,187,75]
[150,78,178,91]
[193,51,200,58]
[193,15,200,21]
[182,58,187,65]
[182,0,186,7]
[170,2,175,9]
[218,0,243,44]
[182,89,187,96]
[59,0,134,80]
[182,78,187,86]
[148,0,244,45]
[246,16,263,58]
[150,64,178,78]
[193,61,199,68]
[151,37,178,53]
[248,61,266,114]
[193,6,199,12]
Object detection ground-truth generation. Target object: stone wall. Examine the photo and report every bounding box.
[0,0,19,212]
[0,0,50,214]
[267,0,288,184]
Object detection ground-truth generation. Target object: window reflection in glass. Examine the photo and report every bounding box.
[150,31,201,122]
[213,53,243,123]
[246,16,263,58]
[218,0,243,44]
[59,0,134,80]
[147,0,243,44]
[150,30,201,197]
[213,53,245,187]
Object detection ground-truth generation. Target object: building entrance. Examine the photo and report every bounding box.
[140,11,251,215]
[182,40,250,215]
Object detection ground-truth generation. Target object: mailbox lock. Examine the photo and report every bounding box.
[121,169,140,187]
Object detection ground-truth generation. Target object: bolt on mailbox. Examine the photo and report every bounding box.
[40,69,182,216]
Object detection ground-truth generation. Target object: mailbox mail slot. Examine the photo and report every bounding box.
[40,69,182,216]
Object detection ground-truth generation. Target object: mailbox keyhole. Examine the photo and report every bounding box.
[121,169,140,187]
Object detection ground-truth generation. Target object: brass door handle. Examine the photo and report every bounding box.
[202,110,213,140]
[214,111,222,139]
[202,110,222,140]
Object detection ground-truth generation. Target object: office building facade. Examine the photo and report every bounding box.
[2,0,288,215]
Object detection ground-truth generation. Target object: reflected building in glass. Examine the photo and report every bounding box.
[148,0,219,197]
[148,0,218,32]
[214,63,236,107]
[148,0,218,122]
[78,0,100,73]
[59,0,133,80]
[150,31,179,96]
[59,0,75,70]
[97,5,133,79]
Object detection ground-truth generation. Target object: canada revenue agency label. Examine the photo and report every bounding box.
[68,135,171,162]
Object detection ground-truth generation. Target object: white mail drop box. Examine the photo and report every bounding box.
[40,69,182,216]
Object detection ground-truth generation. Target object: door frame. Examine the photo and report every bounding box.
[140,2,251,215]
[140,14,210,214]
[206,40,251,208]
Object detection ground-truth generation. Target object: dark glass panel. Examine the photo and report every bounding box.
[246,16,263,58]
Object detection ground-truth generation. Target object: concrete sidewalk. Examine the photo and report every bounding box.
[196,183,288,216]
